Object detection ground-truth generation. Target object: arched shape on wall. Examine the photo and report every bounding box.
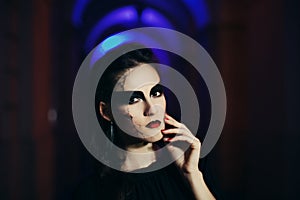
[84,6,138,52]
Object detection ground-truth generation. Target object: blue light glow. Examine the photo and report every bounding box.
[141,8,173,29]
[72,0,91,27]
[101,35,127,52]
[90,34,130,66]
[182,0,209,28]
[85,6,138,52]
[89,30,168,68]
[72,0,209,29]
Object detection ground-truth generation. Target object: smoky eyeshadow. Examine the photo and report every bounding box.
[150,84,163,97]
[112,84,164,105]
[129,91,145,104]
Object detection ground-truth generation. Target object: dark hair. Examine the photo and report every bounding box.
[92,45,160,189]
[94,45,159,141]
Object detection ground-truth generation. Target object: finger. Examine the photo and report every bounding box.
[165,113,177,121]
[165,135,201,149]
[163,131,196,142]
[164,114,196,138]
[164,135,193,144]
[162,128,183,134]
[164,113,182,127]
[162,127,193,137]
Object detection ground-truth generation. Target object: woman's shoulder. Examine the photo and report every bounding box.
[122,163,196,199]
[73,163,196,200]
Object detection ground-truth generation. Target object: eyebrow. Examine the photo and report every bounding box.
[112,84,162,99]
[150,84,163,94]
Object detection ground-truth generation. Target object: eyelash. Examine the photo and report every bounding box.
[128,88,163,105]
[151,90,162,98]
[129,96,142,104]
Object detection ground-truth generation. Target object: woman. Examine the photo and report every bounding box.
[74,46,217,200]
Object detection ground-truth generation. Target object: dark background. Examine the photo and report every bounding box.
[1,0,300,199]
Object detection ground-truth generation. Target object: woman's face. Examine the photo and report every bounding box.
[111,64,166,142]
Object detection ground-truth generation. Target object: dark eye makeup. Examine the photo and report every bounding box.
[113,84,164,105]
[150,84,163,98]
[129,91,145,104]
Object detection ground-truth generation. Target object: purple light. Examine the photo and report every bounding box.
[72,0,91,27]
[89,30,169,68]
[182,0,209,28]
[90,34,131,66]
[141,8,174,29]
[85,6,138,52]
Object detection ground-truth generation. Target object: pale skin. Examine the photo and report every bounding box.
[99,64,215,200]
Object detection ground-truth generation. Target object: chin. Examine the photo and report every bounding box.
[144,132,163,143]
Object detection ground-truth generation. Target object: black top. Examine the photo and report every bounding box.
[73,163,197,200]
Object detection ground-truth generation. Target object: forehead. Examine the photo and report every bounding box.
[115,64,160,91]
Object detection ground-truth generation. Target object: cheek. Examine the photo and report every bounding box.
[126,105,145,126]
[153,96,167,111]
[161,96,167,109]
[116,104,144,126]
[114,105,143,134]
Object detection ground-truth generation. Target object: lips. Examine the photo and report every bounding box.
[146,120,161,128]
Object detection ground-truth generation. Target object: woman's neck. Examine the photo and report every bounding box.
[126,141,153,152]
[121,142,157,172]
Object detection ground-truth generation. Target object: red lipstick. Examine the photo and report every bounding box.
[146,120,161,128]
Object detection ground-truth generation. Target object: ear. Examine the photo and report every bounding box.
[99,102,112,122]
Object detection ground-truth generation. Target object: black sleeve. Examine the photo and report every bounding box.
[199,156,224,199]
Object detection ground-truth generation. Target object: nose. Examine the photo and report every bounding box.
[143,99,158,116]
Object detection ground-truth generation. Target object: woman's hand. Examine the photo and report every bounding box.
[162,113,201,174]
[162,113,216,200]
